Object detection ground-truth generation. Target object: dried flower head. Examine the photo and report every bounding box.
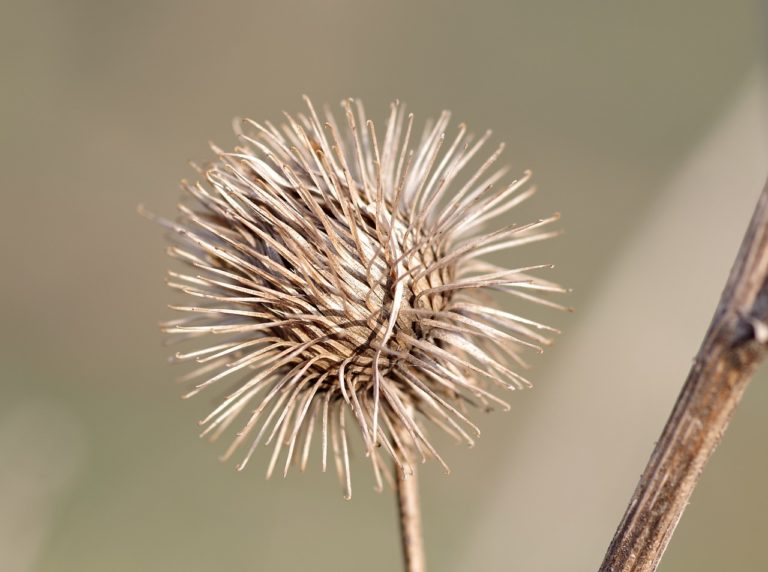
[155,97,563,498]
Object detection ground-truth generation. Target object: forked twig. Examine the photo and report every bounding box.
[599,178,768,572]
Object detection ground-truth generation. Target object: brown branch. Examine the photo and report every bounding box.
[599,178,768,572]
[396,466,426,572]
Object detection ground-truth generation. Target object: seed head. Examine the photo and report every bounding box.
[155,97,563,498]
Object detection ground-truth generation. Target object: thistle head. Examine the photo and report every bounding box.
[156,97,563,498]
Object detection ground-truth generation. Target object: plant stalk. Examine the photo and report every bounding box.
[599,178,768,572]
[396,465,426,572]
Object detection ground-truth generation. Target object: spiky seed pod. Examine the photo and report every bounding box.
[156,97,563,499]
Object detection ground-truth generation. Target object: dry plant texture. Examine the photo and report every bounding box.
[600,180,768,572]
[152,97,563,499]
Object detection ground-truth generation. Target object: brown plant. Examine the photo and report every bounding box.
[152,97,563,503]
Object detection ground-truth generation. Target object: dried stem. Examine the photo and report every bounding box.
[599,178,768,572]
[396,466,426,572]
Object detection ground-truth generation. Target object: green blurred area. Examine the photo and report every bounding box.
[1,1,766,570]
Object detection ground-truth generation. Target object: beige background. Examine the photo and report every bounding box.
[1,1,766,571]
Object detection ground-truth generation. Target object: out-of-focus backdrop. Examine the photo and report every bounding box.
[2,1,767,571]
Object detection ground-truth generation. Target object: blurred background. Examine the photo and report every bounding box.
[1,1,767,570]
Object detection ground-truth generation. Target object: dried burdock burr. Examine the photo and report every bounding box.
[148,96,563,570]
